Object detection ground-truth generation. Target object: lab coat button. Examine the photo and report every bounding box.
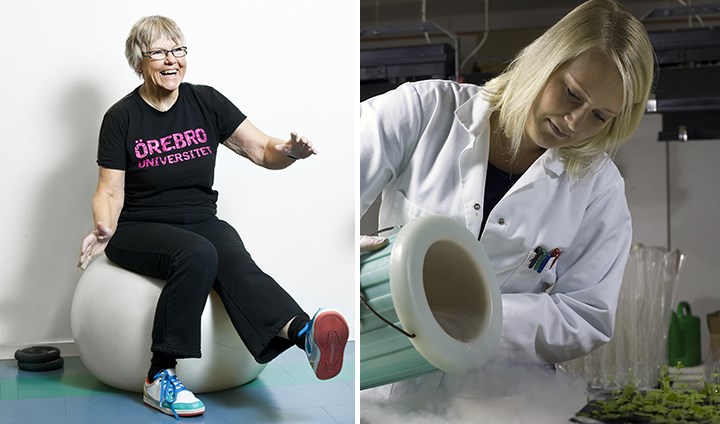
[473,203,481,210]
[498,217,506,225]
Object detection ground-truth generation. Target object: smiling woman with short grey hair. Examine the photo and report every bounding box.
[79,14,348,420]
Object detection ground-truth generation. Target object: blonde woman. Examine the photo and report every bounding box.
[360,0,654,365]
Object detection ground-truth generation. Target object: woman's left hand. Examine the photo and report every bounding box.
[78,221,114,270]
[275,132,317,160]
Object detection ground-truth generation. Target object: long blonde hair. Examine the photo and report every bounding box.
[483,0,655,178]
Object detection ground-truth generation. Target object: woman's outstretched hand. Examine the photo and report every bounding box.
[274,132,317,160]
[78,221,114,270]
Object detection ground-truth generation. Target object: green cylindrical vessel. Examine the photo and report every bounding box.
[359,215,502,390]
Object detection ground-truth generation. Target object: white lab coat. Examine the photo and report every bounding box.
[360,79,632,364]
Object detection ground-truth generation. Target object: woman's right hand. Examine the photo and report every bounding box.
[78,221,114,270]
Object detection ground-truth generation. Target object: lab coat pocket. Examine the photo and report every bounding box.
[500,250,557,294]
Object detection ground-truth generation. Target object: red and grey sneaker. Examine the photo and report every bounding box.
[143,369,205,420]
[300,308,349,380]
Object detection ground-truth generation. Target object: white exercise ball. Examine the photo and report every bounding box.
[71,255,266,394]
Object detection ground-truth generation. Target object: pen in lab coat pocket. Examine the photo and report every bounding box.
[528,246,562,273]
[549,248,562,269]
[528,246,545,269]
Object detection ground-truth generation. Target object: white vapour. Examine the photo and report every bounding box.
[360,363,590,424]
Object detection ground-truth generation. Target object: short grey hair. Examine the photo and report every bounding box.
[125,16,186,77]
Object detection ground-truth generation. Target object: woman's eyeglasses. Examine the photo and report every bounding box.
[143,46,187,61]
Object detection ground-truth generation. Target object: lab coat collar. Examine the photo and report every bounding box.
[455,90,491,137]
[540,148,565,178]
[454,90,566,179]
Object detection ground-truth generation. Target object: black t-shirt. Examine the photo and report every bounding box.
[97,83,246,222]
[480,162,523,236]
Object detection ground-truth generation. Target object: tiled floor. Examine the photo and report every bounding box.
[0,342,355,424]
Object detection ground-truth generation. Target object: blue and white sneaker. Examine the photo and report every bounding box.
[300,309,349,380]
[143,369,205,420]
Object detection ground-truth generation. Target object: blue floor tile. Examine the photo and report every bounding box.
[222,407,327,423]
[0,398,67,424]
[0,341,355,424]
[254,382,354,410]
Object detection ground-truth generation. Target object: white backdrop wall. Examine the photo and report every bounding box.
[0,0,358,358]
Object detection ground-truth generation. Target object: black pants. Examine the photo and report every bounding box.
[105,214,307,364]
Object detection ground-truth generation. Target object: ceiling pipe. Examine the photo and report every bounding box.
[460,0,490,72]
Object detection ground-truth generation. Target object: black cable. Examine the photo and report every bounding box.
[360,293,416,339]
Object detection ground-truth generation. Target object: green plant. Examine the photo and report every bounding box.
[576,367,720,423]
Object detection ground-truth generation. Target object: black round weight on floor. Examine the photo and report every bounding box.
[17,357,64,372]
[14,346,61,363]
